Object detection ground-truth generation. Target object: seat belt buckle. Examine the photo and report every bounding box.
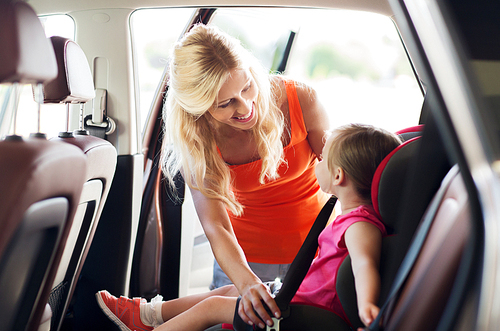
[266,317,282,331]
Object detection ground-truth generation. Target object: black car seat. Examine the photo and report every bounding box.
[0,2,87,330]
[338,114,455,329]
[337,131,424,328]
[40,36,118,331]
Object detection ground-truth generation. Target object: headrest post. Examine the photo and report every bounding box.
[29,83,47,139]
[73,104,89,136]
[36,83,43,133]
[11,83,20,136]
[4,83,23,141]
[57,103,74,138]
[80,104,85,131]
[67,104,71,132]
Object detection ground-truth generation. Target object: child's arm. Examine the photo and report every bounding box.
[344,221,383,327]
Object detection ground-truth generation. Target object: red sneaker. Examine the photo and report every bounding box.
[96,290,153,331]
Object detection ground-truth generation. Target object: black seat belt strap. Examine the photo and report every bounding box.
[232,196,337,331]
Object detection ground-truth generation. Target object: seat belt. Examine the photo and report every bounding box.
[232,196,337,331]
[274,196,337,311]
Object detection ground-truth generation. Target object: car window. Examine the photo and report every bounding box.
[130,8,195,133]
[0,15,75,139]
[211,8,423,133]
[131,8,422,137]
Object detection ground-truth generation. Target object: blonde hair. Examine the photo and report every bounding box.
[161,24,285,215]
[327,124,402,201]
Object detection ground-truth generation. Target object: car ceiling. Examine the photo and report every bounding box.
[27,0,393,17]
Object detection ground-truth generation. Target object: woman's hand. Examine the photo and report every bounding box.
[237,282,281,329]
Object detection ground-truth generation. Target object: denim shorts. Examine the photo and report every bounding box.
[209,259,291,290]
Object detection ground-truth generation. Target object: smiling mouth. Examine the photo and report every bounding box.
[233,105,254,122]
[236,113,251,120]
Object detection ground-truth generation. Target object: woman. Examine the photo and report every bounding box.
[161,23,329,327]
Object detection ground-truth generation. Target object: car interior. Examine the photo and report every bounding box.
[0,0,498,330]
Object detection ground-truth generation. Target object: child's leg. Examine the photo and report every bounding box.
[96,285,239,331]
[160,285,239,321]
[155,296,238,331]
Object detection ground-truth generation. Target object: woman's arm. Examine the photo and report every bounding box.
[344,221,383,327]
[296,83,330,159]
[190,187,280,329]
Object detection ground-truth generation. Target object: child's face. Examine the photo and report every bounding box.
[315,134,336,194]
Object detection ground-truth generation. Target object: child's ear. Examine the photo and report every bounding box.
[333,167,345,186]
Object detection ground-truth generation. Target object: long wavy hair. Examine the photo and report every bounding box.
[161,24,285,215]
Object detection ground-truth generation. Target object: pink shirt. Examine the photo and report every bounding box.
[291,205,386,325]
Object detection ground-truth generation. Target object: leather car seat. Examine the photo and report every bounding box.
[40,36,118,331]
[0,2,87,330]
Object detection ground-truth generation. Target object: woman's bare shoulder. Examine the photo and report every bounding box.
[270,74,287,106]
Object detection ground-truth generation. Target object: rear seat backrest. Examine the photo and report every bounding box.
[42,36,118,331]
[0,141,87,331]
[0,2,87,330]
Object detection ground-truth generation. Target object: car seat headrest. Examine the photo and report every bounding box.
[371,136,421,234]
[43,36,95,104]
[0,1,57,84]
[396,125,424,142]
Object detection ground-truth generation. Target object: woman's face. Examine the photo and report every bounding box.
[315,134,336,194]
[208,68,259,131]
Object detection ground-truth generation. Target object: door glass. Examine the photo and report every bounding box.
[212,8,422,133]
[130,8,195,133]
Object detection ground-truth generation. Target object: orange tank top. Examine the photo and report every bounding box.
[228,79,328,264]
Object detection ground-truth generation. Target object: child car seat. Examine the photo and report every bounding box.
[208,125,438,331]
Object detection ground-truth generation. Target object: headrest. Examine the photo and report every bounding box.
[396,125,424,142]
[371,137,421,234]
[43,36,95,103]
[0,1,57,84]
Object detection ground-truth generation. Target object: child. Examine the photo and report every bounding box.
[96,123,402,331]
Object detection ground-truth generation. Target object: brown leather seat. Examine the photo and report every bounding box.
[0,2,87,330]
[42,36,118,331]
[0,139,87,331]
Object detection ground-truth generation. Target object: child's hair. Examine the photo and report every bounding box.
[326,124,402,202]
